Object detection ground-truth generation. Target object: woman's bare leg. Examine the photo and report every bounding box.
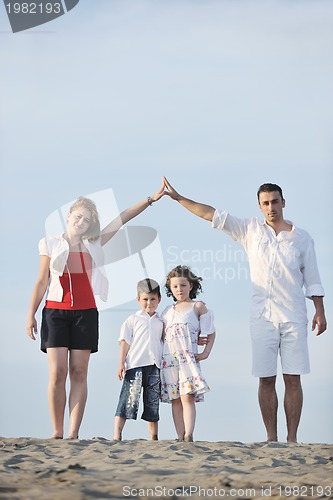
[47,347,68,438]
[68,349,91,439]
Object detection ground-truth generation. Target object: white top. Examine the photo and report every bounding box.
[39,234,109,303]
[212,210,325,323]
[119,309,164,370]
[161,304,215,357]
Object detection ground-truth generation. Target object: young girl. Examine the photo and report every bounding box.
[160,265,216,442]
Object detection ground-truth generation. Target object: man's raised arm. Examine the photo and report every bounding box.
[163,176,215,221]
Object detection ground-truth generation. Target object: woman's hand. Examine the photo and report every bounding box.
[26,316,37,341]
[150,181,166,203]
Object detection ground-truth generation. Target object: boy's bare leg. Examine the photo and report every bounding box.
[113,416,126,440]
[147,421,158,440]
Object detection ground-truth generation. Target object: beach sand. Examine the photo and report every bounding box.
[0,437,332,499]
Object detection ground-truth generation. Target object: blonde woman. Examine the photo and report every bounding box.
[26,187,164,439]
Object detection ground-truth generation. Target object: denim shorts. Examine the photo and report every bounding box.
[115,365,160,422]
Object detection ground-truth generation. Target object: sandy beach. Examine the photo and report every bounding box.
[0,438,332,499]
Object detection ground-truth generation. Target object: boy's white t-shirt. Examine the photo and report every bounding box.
[118,309,164,370]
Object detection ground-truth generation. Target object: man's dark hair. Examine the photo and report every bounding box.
[137,278,161,298]
[257,183,284,202]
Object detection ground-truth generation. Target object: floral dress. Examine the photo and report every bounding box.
[160,302,215,403]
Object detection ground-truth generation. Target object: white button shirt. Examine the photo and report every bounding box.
[212,210,325,323]
[118,309,164,370]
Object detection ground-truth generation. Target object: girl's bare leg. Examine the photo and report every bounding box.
[180,393,196,440]
[171,398,185,441]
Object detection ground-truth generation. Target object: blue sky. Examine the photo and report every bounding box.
[0,0,332,443]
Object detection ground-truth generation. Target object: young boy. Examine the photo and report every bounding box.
[113,278,164,441]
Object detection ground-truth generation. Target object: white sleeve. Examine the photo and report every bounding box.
[38,238,49,256]
[118,315,135,345]
[212,210,250,246]
[302,235,325,299]
[199,310,215,335]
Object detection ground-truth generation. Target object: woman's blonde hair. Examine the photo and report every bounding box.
[69,197,101,241]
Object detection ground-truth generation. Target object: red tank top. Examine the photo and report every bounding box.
[46,251,96,310]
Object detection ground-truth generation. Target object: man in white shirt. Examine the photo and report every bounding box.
[163,177,327,443]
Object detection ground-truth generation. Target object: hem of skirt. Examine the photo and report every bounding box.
[161,388,209,403]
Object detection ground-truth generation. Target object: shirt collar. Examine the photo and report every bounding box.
[262,219,296,233]
[135,309,160,319]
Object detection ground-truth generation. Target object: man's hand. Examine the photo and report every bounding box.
[312,311,327,336]
[195,352,209,362]
[198,335,208,346]
[162,176,215,221]
[312,296,327,336]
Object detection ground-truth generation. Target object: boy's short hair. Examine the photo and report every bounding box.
[137,278,161,298]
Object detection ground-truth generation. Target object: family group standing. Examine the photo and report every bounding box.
[26,177,326,443]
